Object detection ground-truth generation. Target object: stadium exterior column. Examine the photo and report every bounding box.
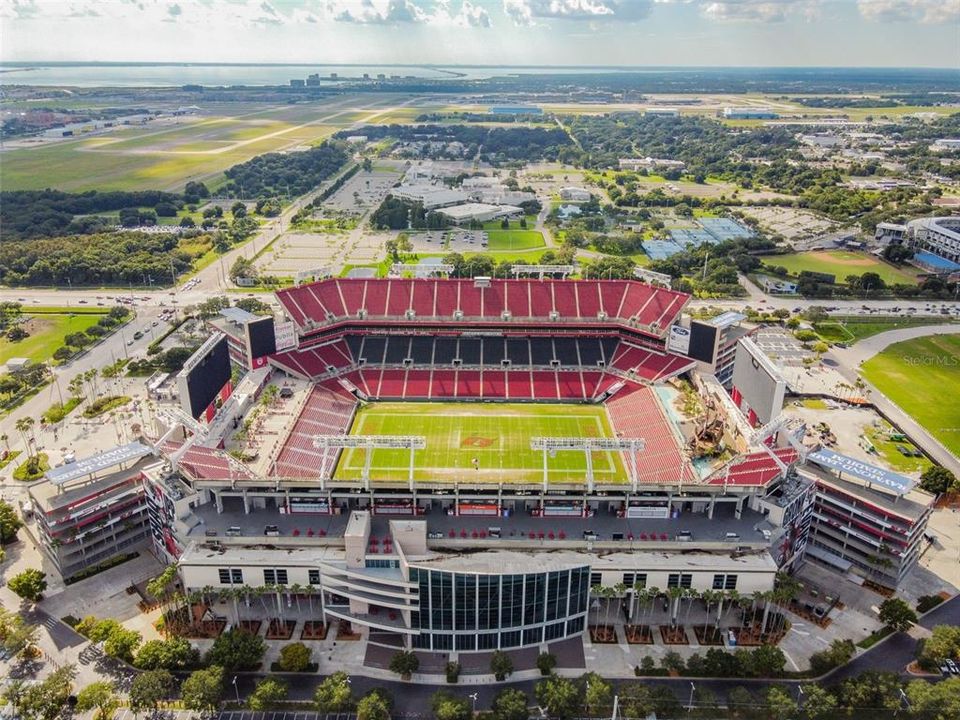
[242,488,250,514]
[214,489,223,513]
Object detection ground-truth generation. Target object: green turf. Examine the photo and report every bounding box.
[861,334,960,457]
[759,251,919,286]
[815,318,957,344]
[485,229,546,251]
[0,313,104,366]
[334,402,625,485]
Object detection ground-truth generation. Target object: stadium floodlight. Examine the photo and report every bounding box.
[530,437,645,492]
[511,264,577,279]
[390,263,455,277]
[313,434,426,490]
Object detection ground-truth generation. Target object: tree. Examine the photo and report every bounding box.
[836,671,901,714]
[389,649,419,679]
[6,664,75,720]
[878,597,917,632]
[535,676,579,720]
[764,687,797,719]
[800,684,838,720]
[278,641,312,672]
[580,672,612,714]
[313,671,353,713]
[248,678,287,711]
[0,608,38,657]
[490,649,514,680]
[0,498,23,543]
[76,681,120,720]
[231,202,247,218]
[8,569,46,602]
[905,676,960,720]
[748,644,786,677]
[920,625,960,666]
[491,688,528,720]
[430,690,470,720]
[920,465,957,495]
[536,651,557,675]
[356,690,392,720]
[134,636,200,670]
[129,669,175,714]
[103,626,142,662]
[205,628,265,671]
[181,665,224,713]
[808,638,855,675]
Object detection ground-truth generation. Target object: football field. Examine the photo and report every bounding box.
[333,402,626,485]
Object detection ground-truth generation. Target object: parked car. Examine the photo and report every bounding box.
[264,525,280,536]
[675,530,694,542]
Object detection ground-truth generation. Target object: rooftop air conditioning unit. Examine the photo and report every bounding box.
[454,310,464,320]
[357,309,367,319]
[406,310,416,320]
[501,310,511,321]
[597,311,608,320]
[549,311,560,321]
[474,276,491,288]
[650,321,660,333]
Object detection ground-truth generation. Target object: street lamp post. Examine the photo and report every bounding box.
[468,693,478,716]
[232,675,240,704]
[687,682,695,713]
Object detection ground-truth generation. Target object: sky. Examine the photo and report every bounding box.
[1,0,958,68]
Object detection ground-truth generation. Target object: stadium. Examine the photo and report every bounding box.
[149,277,814,655]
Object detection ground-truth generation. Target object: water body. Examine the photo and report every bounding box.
[0,63,659,87]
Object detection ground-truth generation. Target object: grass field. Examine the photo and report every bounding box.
[0,96,392,192]
[759,251,919,286]
[334,402,625,485]
[485,229,546,251]
[814,317,957,344]
[861,334,960,457]
[0,312,105,366]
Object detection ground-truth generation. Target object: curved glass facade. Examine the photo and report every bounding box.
[408,565,590,652]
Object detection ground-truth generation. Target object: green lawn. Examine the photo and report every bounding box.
[485,229,546,252]
[862,422,932,475]
[0,312,104,366]
[861,334,960,457]
[815,317,957,344]
[334,402,625,485]
[760,251,919,286]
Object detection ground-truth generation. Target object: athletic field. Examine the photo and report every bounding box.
[861,334,960,457]
[759,250,919,286]
[333,402,625,485]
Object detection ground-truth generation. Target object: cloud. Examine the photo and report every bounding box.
[856,0,960,24]
[503,0,652,25]
[698,1,820,23]
[333,0,429,24]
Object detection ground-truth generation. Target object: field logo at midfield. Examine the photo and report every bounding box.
[461,435,494,448]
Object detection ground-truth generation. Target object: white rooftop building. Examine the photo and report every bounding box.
[559,187,592,202]
[390,185,469,210]
[437,203,523,224]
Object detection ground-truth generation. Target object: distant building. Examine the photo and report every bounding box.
[306,74,321,87]
[489,106,542,115]
[618,157,686,172]
[377,74,386,81]
[330,72,338,79]
[679,313,754,387]
[931,138,960,151]
[644,108,679,117]
[437,203,523,224]
[290,79,305,88]
[799,134,841,148]
[905,217,960,264]
[390,185,469,210]
[461,176,502,190]
[722,107,779,120]
[559,187,592,202]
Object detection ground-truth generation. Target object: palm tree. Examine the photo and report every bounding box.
[667,587,685,628]
[0,434,9,455]
[700,590,719,639]
[15,417,35,459]
[718,589,739,628]
[683,588,700,625]
[630,585,648,624]
[644,586,660,628]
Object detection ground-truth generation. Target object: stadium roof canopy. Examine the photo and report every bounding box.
[220,307,258,325]
[46,441,153,487]
[807,448,914,495]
